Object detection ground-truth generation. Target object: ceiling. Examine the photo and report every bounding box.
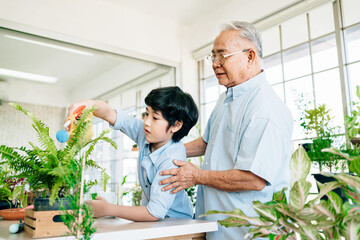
[103,0,236,25]
[0,1,236,104]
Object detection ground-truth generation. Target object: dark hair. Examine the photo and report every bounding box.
[144,86,198,142]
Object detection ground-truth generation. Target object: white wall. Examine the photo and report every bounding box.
[0,0,182,65]
[0,0,300,108]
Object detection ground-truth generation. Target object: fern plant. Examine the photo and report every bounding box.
[0,103,117,205]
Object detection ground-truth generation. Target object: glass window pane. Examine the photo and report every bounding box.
[264,53,283,85]
[200,102,216,135]
[344,24,360,63]
[203,59,214,79]
[342,0,360,27]
[282,14,308,49]
[271,83,284,102]
[121,89,136,109]
[283,44,311,80]
[314,68,344,132]
[261,26,280,57]
[309,3,335,39]
[202,76,219,103]
[284,76,314,140]
[311,34,338,72]
[347,62,360,103]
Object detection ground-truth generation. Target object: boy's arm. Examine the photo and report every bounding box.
[88,197,159,221]
[66,100,116,126]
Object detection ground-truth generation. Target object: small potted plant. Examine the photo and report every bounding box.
[345,85,360,147]
[0,103,117,238]
[300,104,341,172]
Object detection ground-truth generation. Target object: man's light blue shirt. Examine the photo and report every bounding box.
[195,72,293,240]
[111,110,193,219]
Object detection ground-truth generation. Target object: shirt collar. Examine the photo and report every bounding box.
[226,70,266,101]
[144,139,174,167]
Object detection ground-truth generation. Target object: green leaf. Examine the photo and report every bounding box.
[289,179,311,211]
[290,146,311,187]
[310,180,342,203]
[272,188,288,204]
[349,158,360,176]
[298,225,322,240]
[343,216,360,240]
[326,191,342,214]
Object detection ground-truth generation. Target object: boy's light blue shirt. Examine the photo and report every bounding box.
[111,110,193,219]
[195,71,293,240]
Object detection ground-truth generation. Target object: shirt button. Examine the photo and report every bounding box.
[145,185,148,188]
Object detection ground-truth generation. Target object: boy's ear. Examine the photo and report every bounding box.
[171,120,183,133]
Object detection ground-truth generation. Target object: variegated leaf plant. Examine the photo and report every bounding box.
[204,146,360,240]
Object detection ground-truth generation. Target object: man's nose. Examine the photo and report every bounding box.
[212,60,221,68]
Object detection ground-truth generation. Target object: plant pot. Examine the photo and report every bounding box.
[301,143,312,152]
[0,208,26,220]
[0,201,14,210]
[312,173,348,202]
[350,137,360,147]
[34,198,71,211]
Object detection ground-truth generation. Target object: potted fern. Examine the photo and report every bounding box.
[0,103,116,238]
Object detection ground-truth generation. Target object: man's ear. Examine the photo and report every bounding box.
[171,120,183,133]
[247,49,256,63]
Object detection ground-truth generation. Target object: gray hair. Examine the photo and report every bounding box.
[220,21,263,58]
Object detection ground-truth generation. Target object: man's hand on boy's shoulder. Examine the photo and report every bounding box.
[159,160,200,194]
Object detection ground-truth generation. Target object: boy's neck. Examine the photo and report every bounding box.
[149,139,172,152]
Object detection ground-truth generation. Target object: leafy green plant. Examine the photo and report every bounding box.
[301,104,341,172]
[345,85,360,140]
[60,156,96,240]
[0,103,116,206]
[204,146,360,240]
[121,175,142,206]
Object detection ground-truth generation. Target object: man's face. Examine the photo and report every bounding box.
[212,30,252,88]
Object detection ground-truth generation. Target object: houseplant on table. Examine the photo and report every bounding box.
[300,104,342,172]
[0,103,116,239]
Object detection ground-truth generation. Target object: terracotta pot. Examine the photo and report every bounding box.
[0,208,26,220]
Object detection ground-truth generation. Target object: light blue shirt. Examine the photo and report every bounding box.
[195,72,293,240]
[111,110,193,219]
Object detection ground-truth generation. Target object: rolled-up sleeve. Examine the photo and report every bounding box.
[109,109,143,143]
[146,158,177,219]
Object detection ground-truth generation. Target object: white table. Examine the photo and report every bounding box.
[0,217,218,240]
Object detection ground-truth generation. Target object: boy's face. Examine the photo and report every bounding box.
[143,106,179,151]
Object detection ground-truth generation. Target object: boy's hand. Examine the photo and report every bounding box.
[159,160,200,194]
[86,196,110,218]
[65,100,94,130]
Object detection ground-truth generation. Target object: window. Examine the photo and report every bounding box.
[198,0,360,147]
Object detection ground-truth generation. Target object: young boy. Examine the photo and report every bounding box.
[66,86,198,221]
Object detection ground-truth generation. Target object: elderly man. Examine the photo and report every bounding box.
[159,21,293,239]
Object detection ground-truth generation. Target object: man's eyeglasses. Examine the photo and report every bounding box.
[206,49,250,65]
